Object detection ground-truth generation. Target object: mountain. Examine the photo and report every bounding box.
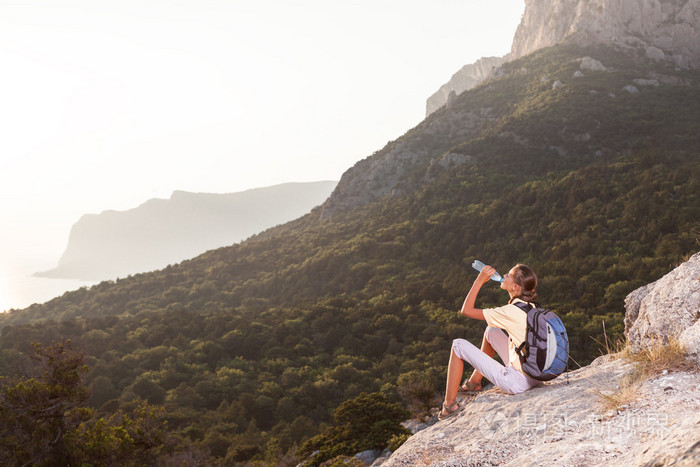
[2,43,696,463]
[427,0,700,115]
[425,56,507,116]
[1,2,699,464]
[36,181,337,281]
[511,0,700,66]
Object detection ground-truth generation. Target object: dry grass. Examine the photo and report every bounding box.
[627,337,696,376]
[593,334,697,413]
[591,320,632,361]
[594,366,646,414]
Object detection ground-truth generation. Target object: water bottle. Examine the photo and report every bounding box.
[472,260,503,282]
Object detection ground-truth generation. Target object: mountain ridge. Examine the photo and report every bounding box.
[36,181,336,281]
[320,41,699,219]
[426,0,700,117]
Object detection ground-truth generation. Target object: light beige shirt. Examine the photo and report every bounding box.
[483,298,530,373]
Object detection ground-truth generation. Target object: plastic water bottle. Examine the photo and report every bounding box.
[472,260,503,283]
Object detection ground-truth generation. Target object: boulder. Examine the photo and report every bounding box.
[580,56,607,71]
[633,78,660,86]
[370,449,392,466]
[647,45,666,61]
[625,251,700,365]
[354,449,382,465]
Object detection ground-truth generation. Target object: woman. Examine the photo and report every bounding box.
[438,263,541,420]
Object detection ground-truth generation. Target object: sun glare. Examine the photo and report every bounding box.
[0,279,7,313]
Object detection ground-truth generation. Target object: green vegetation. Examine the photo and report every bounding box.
[0,340,165,466]
[1,44,698,464]
[297,392,410,465]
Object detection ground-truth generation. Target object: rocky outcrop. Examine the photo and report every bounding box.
[320,141,429,220]
[319,107,493,219]
[426,0,700,116]
[379,253,700,466]
[511,0,700,67]
[580,56,608,71]
[425,56,507,116]
[625,251,700,365]
[382,358,700,466]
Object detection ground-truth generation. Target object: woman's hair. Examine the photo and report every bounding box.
[509,263,538,303]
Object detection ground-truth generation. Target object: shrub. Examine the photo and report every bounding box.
[297,392,410,465]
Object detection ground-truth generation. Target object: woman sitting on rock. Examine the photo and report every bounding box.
[439,263,541,420]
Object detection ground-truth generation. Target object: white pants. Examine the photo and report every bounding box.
[452,326,540,395]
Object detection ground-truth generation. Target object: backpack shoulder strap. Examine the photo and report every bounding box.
[512,301,531,358]
[513,301,536,312]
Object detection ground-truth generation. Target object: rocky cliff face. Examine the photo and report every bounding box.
[426,0,700,116]
[425,56,507,116]
[512,0,700,66]
[377,252,700,466]
[625,251,700,365]
[319,106,490,219]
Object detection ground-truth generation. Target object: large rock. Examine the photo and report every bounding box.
[580,56,608,71]
[625,251,700,365]
[381,357,700,466]
[511,0,700,68]
[425,56,507,116]
[354,449,382,465]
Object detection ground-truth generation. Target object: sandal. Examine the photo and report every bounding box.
[458,381,482,395]
[438,400,462,421]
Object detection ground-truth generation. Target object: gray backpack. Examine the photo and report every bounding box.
[513,302,569,381]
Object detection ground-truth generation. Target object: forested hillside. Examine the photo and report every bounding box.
[1,45,698,465]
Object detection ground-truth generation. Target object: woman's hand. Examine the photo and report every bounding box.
[476,265,496,284]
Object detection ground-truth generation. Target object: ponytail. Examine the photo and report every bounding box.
[508,263,538,304]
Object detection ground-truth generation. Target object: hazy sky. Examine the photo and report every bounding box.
[0,0,525,309]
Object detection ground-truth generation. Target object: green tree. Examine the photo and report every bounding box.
[0,340,90,465]
[132,377,167,404]
[65,402,166,466]
[396,370,439,416]
[0,340,166,466]
[297,392,411,465]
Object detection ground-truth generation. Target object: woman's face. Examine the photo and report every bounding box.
[501,267,519,294]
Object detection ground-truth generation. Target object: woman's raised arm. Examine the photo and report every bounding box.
[460,266,495,320]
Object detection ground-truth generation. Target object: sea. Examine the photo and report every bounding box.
[1,259,98,313]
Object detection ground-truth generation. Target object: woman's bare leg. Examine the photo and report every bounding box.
[443,347,464,407]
